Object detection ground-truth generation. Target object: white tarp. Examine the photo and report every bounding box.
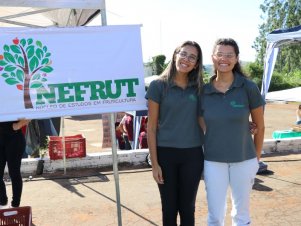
[0,25,146,122]
[144,75,159,87]
[261,25,301,98]
[0,0,104,9]
[0,7,102,27]
[266,87,301,102]
[0,0,105,28]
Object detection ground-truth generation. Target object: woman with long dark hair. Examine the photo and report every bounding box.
[146,40,205,226]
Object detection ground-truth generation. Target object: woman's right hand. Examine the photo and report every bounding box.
[152,164,164,184]
[249,121,258,135]
[12,119,30,131]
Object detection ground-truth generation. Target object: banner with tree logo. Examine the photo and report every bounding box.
[0,25,146,122]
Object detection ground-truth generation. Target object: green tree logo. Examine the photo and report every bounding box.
[0,37,53,109]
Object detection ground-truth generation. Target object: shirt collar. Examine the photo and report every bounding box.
[170,79,195,88]
[204,72,244,94]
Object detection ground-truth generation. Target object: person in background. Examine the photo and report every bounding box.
[0,119,30,208]
[146,40,204,226]
[116,112,134,150]
[139,116,148,149]
[115,122,126,150]
[200,38,265,226]
[296,104,301,125]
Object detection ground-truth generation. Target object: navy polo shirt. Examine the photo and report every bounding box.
[201,73,265,162]
[145,79,204,148]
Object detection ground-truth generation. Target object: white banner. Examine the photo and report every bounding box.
[0,25,147,122]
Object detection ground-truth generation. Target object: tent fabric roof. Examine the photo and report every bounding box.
[0,0,105,27]
[0,7,101,27]
[261,25,301,99]
[270,25,301,34]
[267,25,301,47]
[0,0,104,9]
[266,87,301,103]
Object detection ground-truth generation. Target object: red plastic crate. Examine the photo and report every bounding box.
[48,134,86,160]
[0,206,32,226]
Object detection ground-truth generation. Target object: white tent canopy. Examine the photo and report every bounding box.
[0,0,106,27]
[0,0,104,9]
[266,87,301,102]
[144,75,159,87]
[261,25,301,98]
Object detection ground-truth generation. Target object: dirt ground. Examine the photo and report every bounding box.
[14,153,301,226]
[264,101,299,138]
[5,102,300,226]
[61,101,300,154]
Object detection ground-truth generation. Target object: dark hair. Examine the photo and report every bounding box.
[160,40,203,92]
[212,38,247,77]
[299,104,301,110]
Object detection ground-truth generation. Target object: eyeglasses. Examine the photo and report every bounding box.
[214,52,236,59]
[177,51,198,63]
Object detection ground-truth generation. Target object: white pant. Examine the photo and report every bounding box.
[204,158,259,226]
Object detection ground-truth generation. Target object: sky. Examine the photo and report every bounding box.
[92,0,264,64]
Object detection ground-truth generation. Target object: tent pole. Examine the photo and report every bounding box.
[101,0,107,26]
[110,113,122,226]
[60,116,67,175]
[96,3,122,225]
[101,3,122,225]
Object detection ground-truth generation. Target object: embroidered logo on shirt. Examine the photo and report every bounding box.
[189,94,197,101]
[230,101,244,108]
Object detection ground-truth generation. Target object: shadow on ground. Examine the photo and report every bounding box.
[68,114,102,121]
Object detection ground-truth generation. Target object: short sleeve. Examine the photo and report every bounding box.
[246,81,266,110]
[145,79,164,104]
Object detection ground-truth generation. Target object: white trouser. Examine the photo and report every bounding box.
[204,158,259,226]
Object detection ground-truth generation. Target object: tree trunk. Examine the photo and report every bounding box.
[23,74,33,109]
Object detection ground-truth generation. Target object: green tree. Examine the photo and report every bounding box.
[152,55,166,75]
[203,65,212,84]
[0,37,53,109]
[245,62,264,89]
